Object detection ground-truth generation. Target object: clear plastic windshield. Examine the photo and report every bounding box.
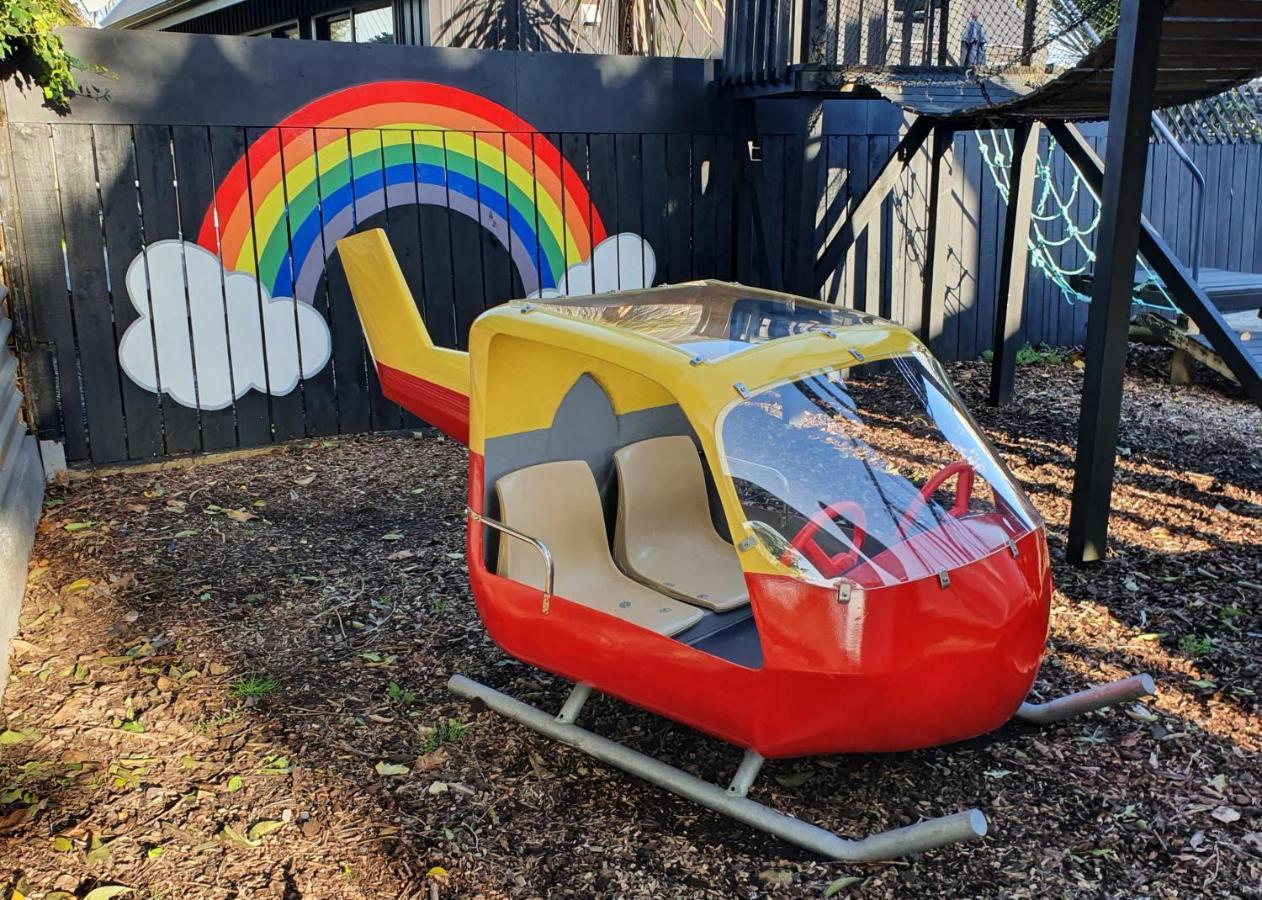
[719,353,1040,588]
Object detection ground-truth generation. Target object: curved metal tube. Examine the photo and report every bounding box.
[1015,673,1156,726]
[449,675,987,861]
[465,507,554,613]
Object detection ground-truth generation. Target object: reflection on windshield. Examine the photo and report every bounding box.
[720,353,1039,588]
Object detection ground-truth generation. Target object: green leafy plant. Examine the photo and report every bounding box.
[980,343,1068,366]
[1179,633,1214,658]
[0,0,84,106]
[386,681,416,706]
[420,719,468,754]
[231,674,278,698]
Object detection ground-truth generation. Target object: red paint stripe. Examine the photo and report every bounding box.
[375,362,469,445]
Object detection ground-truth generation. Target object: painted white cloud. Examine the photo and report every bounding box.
[118,240,332,411]
[527,233,657,299]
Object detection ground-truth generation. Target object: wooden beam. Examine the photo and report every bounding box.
[812,116,933,292]
[786,99,825,295]
[1064,0,1165,566]
[990,121,1041,406]
[1046,121,1262,404]
[919,124,953,350]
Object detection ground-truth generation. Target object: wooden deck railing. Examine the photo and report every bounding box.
[720,0,1049,86]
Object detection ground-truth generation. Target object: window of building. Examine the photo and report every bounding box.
[315,3,395,43]
[250,20,301,38]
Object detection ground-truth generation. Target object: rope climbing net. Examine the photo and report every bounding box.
[975,128,1180,313]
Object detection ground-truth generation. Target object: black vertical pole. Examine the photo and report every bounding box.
[919,124,952,351]
[786,98,825,295]
[901,0,914,63]
[1022,0,1038,65]
[1066,0,1164,565]
[990,120,1041,406]
[937,0,950,65]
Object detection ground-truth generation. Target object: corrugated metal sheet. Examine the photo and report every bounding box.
[0,298,47,700]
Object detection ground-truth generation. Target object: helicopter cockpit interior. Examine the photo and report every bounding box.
[477,284,1039,673]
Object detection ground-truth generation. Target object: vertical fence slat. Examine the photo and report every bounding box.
[93,126,166,460]
[615,133,647,287]
[476,130,516,308]
[318,129,371,436]
[691,134,718,281]
[640,134,672,287]
[205,126,272,448]
[415,130,459,350]
[277,126,340,438]
[9,124,87,461]
[245,124,314,442]
[447,130,490,344]
[133,124,206,456]
[585,133,619,290]
[53,125,129,464]
[171,125,238,452]
[664,133,693,283]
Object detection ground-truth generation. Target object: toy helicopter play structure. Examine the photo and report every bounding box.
[338,228,1154,861]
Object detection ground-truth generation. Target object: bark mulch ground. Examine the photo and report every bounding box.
[2,347,1261,899]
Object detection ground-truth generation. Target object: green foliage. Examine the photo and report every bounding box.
[386,680,416,705]
[0,0,83,106]
[231,674,278,698]
[980,343,1069,367]
[1178,633,1214,658]
[420,719,467,754]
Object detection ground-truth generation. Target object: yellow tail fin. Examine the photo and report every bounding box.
[337,229,470,441]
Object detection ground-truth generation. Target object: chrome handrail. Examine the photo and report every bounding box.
[466,507,555,613]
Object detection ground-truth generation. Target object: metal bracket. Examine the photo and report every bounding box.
[836,580,853,605]
[466,507,554,613]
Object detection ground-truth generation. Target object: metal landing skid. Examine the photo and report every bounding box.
[448,672,1156,861]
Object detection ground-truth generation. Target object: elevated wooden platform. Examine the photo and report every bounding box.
[722,0,1262,122]
[1072,267,1262,313]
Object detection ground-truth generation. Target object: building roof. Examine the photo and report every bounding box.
[101,0,242,29]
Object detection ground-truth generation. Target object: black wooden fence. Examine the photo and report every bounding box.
[1,29,1259,468]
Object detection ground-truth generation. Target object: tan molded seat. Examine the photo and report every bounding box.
[614,436,750,613]
[495,460,703,636]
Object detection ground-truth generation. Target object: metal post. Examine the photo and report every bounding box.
[1021,0,1038,65]
[936,0,950,65]
[1066,0,1164,566]
[990,121,1041,406]
[918,124,953,350]
[728,750,765,797]
[556,683,593,724]
[900,0,914,63]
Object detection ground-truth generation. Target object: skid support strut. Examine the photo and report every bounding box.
[1015,674,1156,726]
[449,675,987,861]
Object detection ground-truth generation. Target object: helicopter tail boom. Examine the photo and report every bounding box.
[337,229,470,443]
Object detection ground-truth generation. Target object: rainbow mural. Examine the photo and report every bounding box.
[197,81,608,302]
